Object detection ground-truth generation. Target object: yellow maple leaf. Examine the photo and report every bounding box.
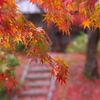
[81,19,91,29]
[13,35,22,44]
[4,42,10,49]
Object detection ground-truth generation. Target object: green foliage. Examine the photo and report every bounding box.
[7,55,20,67]
[15,42,26,54]
[65,31,100,56]
[0,87,6,94]
[0,86,8,100]
[65,32,88,54]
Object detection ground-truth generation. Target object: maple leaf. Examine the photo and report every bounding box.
[0,73,5,83]
[4,77,17,93]
[0,0,5,6]
[13,35,22,44]
[36,27,43,32]
[87,0,97,9]
[30,0,43,4]
[81,19,91,29]
[58,21,70,35]
[30,0,36,4]
[62,0,72,6]
[51,57,69,84]
[3,42,10,49]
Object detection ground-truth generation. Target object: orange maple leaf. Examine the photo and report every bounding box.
[81,19,91,29]
[30,0,43,4]
[0,0,5,6]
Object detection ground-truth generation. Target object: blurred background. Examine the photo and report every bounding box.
[0,0,100,100]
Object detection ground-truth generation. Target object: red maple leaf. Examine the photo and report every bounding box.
[87,0,97,9]
[4,77,17,93]
[0,73,5,83]
[62,0,72,6]
[0,0,5,6]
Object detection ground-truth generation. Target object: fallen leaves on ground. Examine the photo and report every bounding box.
[53,53,100,100]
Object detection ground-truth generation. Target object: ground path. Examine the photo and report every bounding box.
[13,53,59,100]
[13,53,100,100]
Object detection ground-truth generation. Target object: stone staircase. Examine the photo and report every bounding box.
[14,61,56,100]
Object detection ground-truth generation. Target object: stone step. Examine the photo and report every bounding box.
[18,99,46,100]
[29,66,52,72]
[21,89,48,96]
[24,80,50,87]
[18,95,46,100]
[30,61,48,66]
[26,73,51,80]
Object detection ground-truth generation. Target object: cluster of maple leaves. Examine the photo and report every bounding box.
[0,52,17,92]
[0,0,69,91]
[53,54,100,100]
[0,0,100,92]
[31,0,100,31]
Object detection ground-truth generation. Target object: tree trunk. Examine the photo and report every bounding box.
[84,28,100,80]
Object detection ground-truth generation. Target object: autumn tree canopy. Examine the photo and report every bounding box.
[30,0,100,33]
[0,0,100,91]
[0,0,69,91]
